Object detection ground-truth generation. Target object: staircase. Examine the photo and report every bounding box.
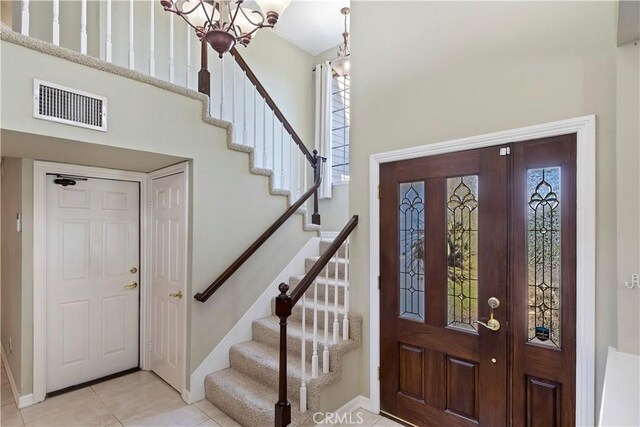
[204,239,361,426]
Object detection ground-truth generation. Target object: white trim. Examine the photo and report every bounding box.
[33,161,149,405]
[368,115,596,426]
[1,346,34,408]
[188,236,320,403]
[148,162,190,401]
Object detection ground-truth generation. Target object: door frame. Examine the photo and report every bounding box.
[148,161,190,400]
[368,115,596,425]
[32,160,190,405]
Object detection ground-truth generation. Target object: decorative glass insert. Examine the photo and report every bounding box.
[446,176,479,332]
[399,182,425,321]
[527,167,561,348]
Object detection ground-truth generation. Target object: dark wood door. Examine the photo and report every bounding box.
[380,135,576,427]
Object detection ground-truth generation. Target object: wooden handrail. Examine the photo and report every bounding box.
[194,155,323,302]
[274,215,358,426]
[229,47,314,165]
[290,215,358,306]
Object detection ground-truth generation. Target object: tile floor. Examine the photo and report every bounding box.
[0,363,399,427]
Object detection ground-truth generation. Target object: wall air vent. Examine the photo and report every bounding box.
[33,79,107,132]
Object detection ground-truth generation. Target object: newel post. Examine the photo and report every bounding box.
[275,283,292,427]
[311,150,323,226]
[198,39,210,96]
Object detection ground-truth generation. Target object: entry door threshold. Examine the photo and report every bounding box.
[380,410,419,427]
[46,367,140,398]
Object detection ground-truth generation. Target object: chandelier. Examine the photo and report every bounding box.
[160,0,291,58]
[331,7,350,77]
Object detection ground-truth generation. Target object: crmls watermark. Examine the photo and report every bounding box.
[312,411,365,425]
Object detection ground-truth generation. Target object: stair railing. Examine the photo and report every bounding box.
[274,215,358,427]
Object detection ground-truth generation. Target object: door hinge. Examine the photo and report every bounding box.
[499,147,511,156]
[378,185,380,199]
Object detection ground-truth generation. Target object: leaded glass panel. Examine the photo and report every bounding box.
[446,176,479,332]
[527,167,561,348]
[399,182,425,321]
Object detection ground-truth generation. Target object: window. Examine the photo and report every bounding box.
[331,75,350,183]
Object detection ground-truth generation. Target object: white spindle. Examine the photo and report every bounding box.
[262,101,267,167]
[323,259,330,374]
[128,0,134,69]
[342,237,350,341]
[300,295,307,412]
[80,0,87,54]
[297,150,302,199]
[311,279,319,378]
[148,0,154,74]
[280,125,285,188]
[333,253,340,344]
[243,72,248,145]
[232,62,236,126]
[20,0,29,36]
[169,14,175,83]
[253,85,257,150]
[52,0,59,46]
[186,28,192,87]
[271,113,276,171]
[105,0,112,62]
[289,135,295,196]
[220,56,225,119]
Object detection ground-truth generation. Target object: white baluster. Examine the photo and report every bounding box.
[333,253,340,344]
[105,0,113,62]
[300,294,307,412]
[80,0,87,54]
[271,114,276,171]
[280,125,285,189]
[52,0,59,46]
[311,279,319,378]
[20,0,29,36]
[253,85,257,150]
[297,150,302,199]
[243,72,248,145]
[342,237,350,341]
[148,0,154,74]
[323,259,330,373]
[262,101,267,167]
[232,62,236,127]
[220,56,224,119]
[186,29,192,88]
[128,0,134,69]
[289,135,295,197]
[169,14,175,83]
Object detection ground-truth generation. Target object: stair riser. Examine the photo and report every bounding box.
[288,276,347,305]
[229,348,322,412]
[206,379,272,427]
[290,303,348,336]
[304,258,348,279]
[319,240,347,258]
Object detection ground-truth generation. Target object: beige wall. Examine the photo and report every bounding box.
[319,183,349,232]
[0,35,316,394]
[1,157,24,390]
[349,0,618,414]
[616,40,640,355]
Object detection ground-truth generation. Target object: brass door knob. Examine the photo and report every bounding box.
[130,267,138,274]
[124,282,138,290]
[169,291,183,299]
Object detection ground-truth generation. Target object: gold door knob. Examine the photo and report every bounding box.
[169,291,183,299]
[124,282,138,290]
[130,267,138,274]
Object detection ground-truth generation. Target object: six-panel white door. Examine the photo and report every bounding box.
[46,176,140,393]
[150,172,186,392]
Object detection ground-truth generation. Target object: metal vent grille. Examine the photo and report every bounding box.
[33,80,107,132]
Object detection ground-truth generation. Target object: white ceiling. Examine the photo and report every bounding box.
[256,0,350,56]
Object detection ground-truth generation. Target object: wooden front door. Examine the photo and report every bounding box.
[380,135,576,426]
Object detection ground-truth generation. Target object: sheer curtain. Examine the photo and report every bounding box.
[314,61,333,199]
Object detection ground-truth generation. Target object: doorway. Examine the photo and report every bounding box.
[378,135,578,426]
[45,174,141,393]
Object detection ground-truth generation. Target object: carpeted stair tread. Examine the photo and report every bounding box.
[205,368,314,426]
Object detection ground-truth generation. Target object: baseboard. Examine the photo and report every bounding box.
[1,346,34,409]
[181,388,191,404]
[188,237,321,404]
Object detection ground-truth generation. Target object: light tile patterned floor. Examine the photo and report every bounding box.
[0,363,400,427]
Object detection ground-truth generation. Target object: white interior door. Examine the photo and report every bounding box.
[150,171,186,392]
[46,175,140,393]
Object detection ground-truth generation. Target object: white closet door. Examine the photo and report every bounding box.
[150,172,186,392]
[46,176,140,393]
